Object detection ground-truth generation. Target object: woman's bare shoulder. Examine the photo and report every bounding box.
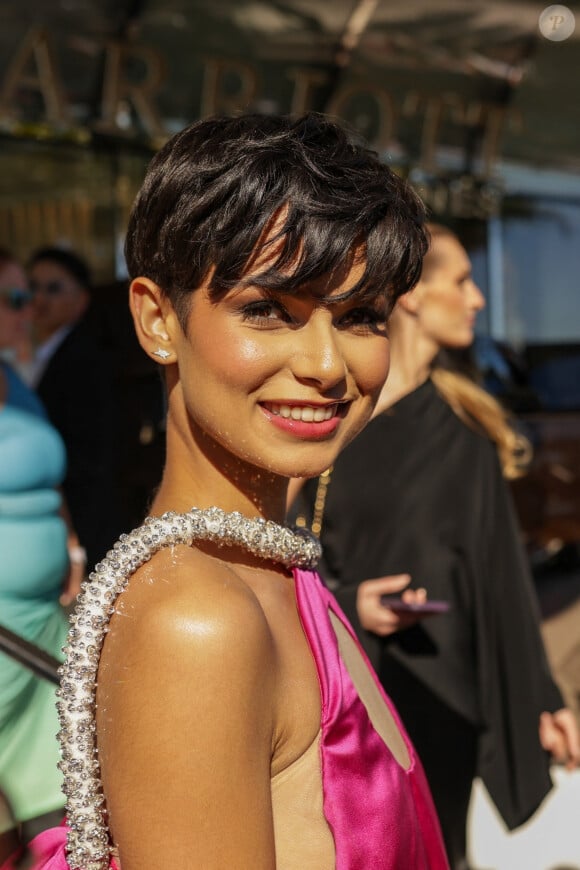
[96,545,278,868]
[100,544,275,679]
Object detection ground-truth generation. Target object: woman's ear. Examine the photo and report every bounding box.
[397,283,423,316]
[129,278,177,364]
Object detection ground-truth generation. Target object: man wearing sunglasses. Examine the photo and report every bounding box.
[29,249,92,383]
[28,247,119,571]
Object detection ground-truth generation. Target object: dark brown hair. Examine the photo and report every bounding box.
[125,113,428,326]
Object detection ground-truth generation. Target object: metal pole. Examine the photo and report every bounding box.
[487,214,506,341]
[0,623,61,685]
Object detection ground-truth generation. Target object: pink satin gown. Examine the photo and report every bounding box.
[4,568,448,869]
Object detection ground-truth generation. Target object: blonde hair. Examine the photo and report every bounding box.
[431,368,531,479]
[425,224,531,479]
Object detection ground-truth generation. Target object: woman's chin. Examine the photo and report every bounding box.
[442,331,475,351]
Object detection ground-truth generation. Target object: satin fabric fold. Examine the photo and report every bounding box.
[294,568,448,869]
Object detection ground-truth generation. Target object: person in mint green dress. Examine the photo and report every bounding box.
[0,252,70,837]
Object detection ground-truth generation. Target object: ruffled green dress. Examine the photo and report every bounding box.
[0,363,69,825]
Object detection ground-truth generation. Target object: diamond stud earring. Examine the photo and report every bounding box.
[152,348,171,360]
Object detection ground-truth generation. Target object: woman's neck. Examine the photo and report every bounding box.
[373,317,438,417]
[152,423,289,526]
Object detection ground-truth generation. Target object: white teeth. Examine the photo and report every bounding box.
[267,403,336,422]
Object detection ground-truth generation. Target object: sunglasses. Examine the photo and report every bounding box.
[0,287,32,311]
[29,279,66,296]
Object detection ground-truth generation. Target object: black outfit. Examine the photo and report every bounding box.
[91,282,166,535]
[295,379,562,869]
[36,316,120,569]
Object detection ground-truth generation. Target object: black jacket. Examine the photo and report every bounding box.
[296,378,562,830]
[36,316,119,568]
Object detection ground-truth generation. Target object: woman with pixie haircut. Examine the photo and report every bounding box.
[3,115,448,869]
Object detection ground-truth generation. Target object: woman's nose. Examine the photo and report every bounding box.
[469,281,486,311]
[290,316,347,391]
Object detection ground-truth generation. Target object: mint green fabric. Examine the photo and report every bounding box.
[0,384,69,825]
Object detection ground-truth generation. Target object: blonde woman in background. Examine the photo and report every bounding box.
[292,224,579,870]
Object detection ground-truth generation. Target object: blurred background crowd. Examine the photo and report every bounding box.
[0,2,579,869]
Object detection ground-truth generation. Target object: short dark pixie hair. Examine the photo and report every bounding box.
[125,113,427,325]
[28,246,92,292]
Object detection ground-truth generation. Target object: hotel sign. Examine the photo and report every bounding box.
[0,28,519,215]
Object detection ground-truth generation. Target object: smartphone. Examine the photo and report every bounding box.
[380,596,450,615]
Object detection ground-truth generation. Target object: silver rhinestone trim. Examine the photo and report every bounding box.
[56,507,321,870]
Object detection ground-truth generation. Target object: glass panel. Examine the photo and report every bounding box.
[0,138,149,283]
[501,198,580,345]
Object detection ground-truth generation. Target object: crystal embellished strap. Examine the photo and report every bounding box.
[57,507,321,870]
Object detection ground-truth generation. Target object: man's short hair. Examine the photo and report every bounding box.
[28,247,92,292]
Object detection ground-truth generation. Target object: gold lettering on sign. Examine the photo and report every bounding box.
[97,41,166,138]
[0,27,517,179]
[326,83,396,149]
[200,57,259,117]
[0,28,69,123]
[416,93,466,171]
[286,68,328,115]
[465,103,523,175]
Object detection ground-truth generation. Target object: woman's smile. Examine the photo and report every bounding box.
[260,400,348,439]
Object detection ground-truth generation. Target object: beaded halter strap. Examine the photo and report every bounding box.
[57,507,321,870]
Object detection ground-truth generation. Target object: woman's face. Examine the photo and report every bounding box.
[413,235,485,350]
[0,261,32,350]
[164,259,390,481]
